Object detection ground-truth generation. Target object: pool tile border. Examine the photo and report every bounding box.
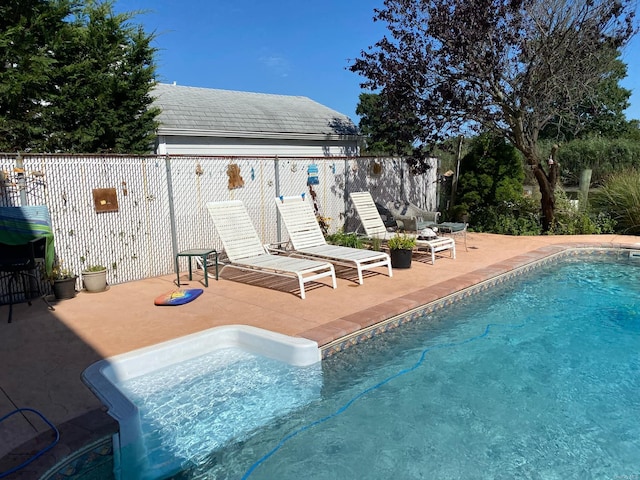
[41,437,112,480]
[318,244,640,358]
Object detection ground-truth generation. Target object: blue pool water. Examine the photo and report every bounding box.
[124,255,640,479]
[119,348,321,478]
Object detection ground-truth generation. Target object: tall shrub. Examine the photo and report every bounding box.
[456,134,525,227]
[592,168,640,235]
[558,138,640,186]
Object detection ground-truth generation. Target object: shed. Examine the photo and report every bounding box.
[152,83,360,156]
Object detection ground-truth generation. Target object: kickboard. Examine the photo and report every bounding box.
[154,288,203,306]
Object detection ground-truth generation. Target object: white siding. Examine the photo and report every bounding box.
[156,135,358,157]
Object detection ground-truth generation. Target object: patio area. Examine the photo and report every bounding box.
[1,232,639,479]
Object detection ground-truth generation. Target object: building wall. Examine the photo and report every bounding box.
[156,135,359,157]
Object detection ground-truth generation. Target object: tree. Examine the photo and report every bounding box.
[540,58,636,141]
[457,134,525,215]
[350,0,635,230]
[0,0,72,151]
[356,92,418,156]
[0,0,160,154]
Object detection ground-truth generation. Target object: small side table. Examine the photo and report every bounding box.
[175,248,218,287]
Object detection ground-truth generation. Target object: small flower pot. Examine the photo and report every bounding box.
[82,269,107,293]
[53,276,78,299]
[390,248,413,269]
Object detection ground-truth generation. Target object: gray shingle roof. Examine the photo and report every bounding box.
[152,83,358,138]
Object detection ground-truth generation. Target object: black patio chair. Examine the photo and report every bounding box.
[0,237,54,323]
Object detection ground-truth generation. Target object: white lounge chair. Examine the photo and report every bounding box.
[206,200,337,299]
[350,191,456,265]
[274,194,392,285]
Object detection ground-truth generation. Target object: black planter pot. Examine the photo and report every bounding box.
[53,276,77,299]
[390,248,412,269]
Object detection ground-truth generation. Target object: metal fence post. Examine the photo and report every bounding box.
[16,153,27,206]
[274,155,281,244]
[165,155,179,262]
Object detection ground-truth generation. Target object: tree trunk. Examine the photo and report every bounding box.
[529,144,559,232]
[450,135,464,209]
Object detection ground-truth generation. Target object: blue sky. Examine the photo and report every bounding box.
[116,0,640,124]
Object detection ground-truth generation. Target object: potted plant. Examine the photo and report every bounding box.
[387,233,416,269]
[82,264,108,292]
[50,262,78,300]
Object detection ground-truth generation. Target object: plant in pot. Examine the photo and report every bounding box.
[82,264,108,293]
[387,233,416,269]
[50,261,78,300]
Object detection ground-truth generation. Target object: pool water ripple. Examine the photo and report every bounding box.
[226,257,640,480]
[113,255,640,479]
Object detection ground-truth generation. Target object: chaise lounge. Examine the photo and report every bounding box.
[206,200,337,299]
[274,194,393,284]
[350,191,456,264]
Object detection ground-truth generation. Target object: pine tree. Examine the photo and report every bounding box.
[0,0,71,151]
[0,0,160,153]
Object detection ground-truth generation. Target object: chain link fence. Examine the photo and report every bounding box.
[0,154,437,290]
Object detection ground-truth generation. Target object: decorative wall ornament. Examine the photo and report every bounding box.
[307,164,319,185]
[92,188,119,213]
[227,163,244,190]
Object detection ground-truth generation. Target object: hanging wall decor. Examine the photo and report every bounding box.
[227,163,245,190]
[307,164,319,185]
[92,188,119,213]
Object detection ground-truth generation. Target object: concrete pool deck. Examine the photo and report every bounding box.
[1,233,640,478]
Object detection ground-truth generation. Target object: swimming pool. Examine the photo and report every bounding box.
[82,325,322,480]
[197,254,640,479]
[84,251,640,479]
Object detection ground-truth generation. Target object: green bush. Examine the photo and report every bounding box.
[470,190,616,236]
[325,230,364,248]
[548,191,591,234]
[456,134,525,217]
[470,197,542,236]
[591,168,640,235]
[557,138,640,186]
[387,233,417,250]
